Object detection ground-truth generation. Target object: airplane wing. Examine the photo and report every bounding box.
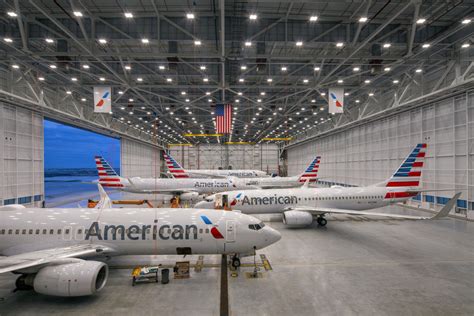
[0,244,111,274]
[287,192,461,220]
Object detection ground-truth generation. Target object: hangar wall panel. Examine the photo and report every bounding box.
[0,104,43,207]
[169,144,279,174]
[120,138,161,178]
[287,91,474,218]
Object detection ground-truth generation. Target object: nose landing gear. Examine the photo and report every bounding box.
[231,255,241,268]
[317,216,327,227]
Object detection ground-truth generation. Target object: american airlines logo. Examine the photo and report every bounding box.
[194,182,230,188]
[86,220,199,241]
[240,195,298,206]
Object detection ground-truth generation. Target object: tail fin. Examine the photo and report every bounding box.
[94,156,124,188]
[298,156,321,183]
[163,152,189,178]
[96,184,113,209]
[375,143,427,188]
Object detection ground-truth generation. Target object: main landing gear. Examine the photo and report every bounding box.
[231,255,241,268]
[317,216,327,227]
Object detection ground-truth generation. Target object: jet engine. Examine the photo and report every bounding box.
[17,260,108,297]
[180,192,205,201]
[0,204,26,212]
[282,210,313,227]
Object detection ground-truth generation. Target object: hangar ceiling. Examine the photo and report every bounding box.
[0,0,473,147]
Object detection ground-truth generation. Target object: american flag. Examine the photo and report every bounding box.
[216,103,232,134]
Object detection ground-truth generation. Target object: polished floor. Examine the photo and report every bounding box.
[1,205,473,315]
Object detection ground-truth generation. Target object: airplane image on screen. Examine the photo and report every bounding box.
[195,144,461,227]
[163,152,269,178]
[0,185,281,297]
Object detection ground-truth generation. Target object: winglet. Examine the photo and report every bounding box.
[96,184,112,209]
[429,192,461,219]
[301,178,310,188]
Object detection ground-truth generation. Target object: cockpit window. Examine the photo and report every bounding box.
[248,222,265,230]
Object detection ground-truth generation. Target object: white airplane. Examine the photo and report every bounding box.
[163,152,269,178]
[95,156,255,200]
[230,156,321,189]
[0,185,281,297]
[195,144,461,227]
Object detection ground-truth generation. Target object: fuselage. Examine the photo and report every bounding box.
[195,186,419,214]
[186,169,269,178]
[0,208,281,257]
[233,175,302,189]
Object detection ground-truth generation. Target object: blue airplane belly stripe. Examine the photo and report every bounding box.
[200,215,212,225]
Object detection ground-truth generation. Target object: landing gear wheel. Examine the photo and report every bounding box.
[317,217,327,227]
[231,256,241,268]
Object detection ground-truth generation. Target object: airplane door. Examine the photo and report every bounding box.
[226,220,236,243]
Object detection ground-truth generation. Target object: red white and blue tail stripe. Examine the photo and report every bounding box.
[382,143,426,199]
[163,152,189,178]
[95,156,123,188]
[298,156,321,183]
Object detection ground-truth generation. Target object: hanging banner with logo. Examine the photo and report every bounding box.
[328,88,344,113]
[94,86,111,113]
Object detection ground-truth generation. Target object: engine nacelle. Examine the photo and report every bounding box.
[282,210,313,227]
[29,260,108,297]
[180,192,205,201]
[0,204,26,212]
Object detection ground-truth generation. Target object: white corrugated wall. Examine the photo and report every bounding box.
[120,138,161,178]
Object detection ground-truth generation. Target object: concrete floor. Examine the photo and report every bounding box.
[1,205,473,315]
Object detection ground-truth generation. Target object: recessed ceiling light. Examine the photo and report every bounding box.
[38,77,45,81]
[359,17,368,23]
[415,68,422,73]
[205,91,211,95]
[336,42,344,47]
[281,66,287,71]
[158,65,165,70]
[203,78,209,82]
[355,99,360,103]
[166,78,172,82]
[45,38,54,43]
[249,14,257,20]
[200,65,206,70]
[239,78,244,82]
[462,18,471,24]
[235,99,240,103]
[383,43,391,48]
[137,77,143,82]
[7,11,18,17]
[125,65,131,70]
[393,80,399,84]
[185,99,190,102]
[461,43,470,48]
[118,91,124,94]
[364,79,371,83]
[99,77,106,81]
[208,99,213,102]
[314,67,320,71]
[4,38,12,43]
[244,41,252,47]
[353,67,360,71]
[66,90,72,94]
[321,92,326,96]
[82,64,90,69]
[303,79,309,83]
[124,12,133,18]
[129,98,134,102]
[337,79,343,83]
[11,64,19,69]
[384,67,391,72]
[296,41,303,46]
[71,77,77,81]
[194,40,202,46]
[73,11,83,17]
[309,16,318,22]
[422,43,430,48]
[344,92,349,96]
[260,92,266,96]
[416,18,426,24]
[49,64,57,69]
[237,92,242,96]
[241,65,247,70]
[98,38,107,44]
[267,78,273,82]
[369,92,374,96]
[257,99,262,102]
[141,38,149,44]
[181,91,186,95]
[186,13,195,19]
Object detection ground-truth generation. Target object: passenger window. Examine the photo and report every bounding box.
[0,229,4,234]
[43,229,47,234]
[50,229,54,234]
[8,229,12,234]
[58,229,62,234]
[22,229,26,234]
[77,229,82,234]
[199,228,203,234]
[65,229,70,234]
[15,229,19,235]
[29,229,33,234]
[85,229,89,235]
[205,228,209,234]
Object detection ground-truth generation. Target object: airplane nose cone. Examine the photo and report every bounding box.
[265,226,282,245]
